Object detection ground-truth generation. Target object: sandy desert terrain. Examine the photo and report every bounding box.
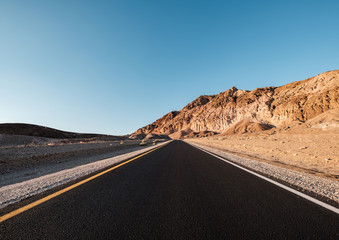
[187,130,338,179]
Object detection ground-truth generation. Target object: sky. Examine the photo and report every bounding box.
[1,0,338,135]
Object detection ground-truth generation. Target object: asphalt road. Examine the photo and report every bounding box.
[1,141,338,239]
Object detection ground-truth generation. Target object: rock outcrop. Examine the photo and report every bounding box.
[133,70,339,137]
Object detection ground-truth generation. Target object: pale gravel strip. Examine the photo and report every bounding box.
[185,140,339,204]
[0,141,169,208]
[1,144,142,187]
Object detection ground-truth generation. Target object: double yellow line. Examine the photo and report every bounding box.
[0,142,169,223]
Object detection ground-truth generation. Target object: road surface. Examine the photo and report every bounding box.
[1,141,338,239]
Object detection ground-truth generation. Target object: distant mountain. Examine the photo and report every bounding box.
[0,123,125,140]
[133,70,339,138]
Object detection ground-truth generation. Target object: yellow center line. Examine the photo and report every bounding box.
[0,142,169,223]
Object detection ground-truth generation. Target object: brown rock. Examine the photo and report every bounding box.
[133,70,339,138]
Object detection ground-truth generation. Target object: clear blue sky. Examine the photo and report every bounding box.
[1,0,338,135]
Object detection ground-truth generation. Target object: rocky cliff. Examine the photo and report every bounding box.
[133,70,339,137]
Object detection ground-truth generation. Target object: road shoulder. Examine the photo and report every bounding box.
[0,141,169,209]
[185,140,339,208]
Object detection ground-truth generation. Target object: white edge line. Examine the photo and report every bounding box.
[189,143,339,215]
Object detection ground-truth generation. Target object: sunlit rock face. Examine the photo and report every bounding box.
[133,70,339,137]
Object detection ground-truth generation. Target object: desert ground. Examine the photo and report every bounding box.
[187,130,338,179]
[0,131,166,187]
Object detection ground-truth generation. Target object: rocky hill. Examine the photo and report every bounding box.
[0,123,125,140]
[133,70,339,138]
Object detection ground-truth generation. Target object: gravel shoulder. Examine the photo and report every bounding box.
[0,141,169,208]
[185,140,339,206]
[1,141,144,187]
[0,140,142,175]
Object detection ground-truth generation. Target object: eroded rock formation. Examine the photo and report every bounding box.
[132,70,339,137]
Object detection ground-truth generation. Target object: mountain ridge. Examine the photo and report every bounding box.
[132,70,339,138]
